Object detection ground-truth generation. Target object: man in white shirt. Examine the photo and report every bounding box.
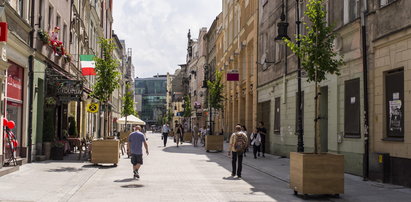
[161,124,170,147]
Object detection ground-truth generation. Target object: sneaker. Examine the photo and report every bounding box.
[231,173,235,177]
[134,170,140,179]
[237,175,242,178]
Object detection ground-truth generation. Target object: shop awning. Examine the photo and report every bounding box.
[117,115,146,125]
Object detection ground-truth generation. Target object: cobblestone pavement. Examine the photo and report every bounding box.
[1,132,411,202]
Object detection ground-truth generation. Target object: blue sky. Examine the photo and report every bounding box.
[113,0,222,78]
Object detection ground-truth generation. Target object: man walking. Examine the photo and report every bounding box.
[257,122,267,157]
[228,124,248,178]
[162,124,170,147]
[128,125,149,179]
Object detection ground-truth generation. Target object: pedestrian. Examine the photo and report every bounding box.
[257,122,267,157]
[201,125,207,146]
[161,124,170,147]
[127,125,149,179]
[180,124,185,144]
[175,124,183,147]
[228,124,248,178]
[193,123,199,147]
[250,128,261,159]
[241,125,248,157]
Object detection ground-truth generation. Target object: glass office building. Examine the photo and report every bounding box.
[135,75,167,126]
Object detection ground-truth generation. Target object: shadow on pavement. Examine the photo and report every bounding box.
[161,140,340,201]
[114,178,135,183]
[121,184,144,188]
[47,167,84,172]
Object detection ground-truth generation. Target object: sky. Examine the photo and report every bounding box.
[113,0,222,79]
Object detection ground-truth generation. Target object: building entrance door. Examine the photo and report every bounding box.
[258,101,271,154]
[320,86,328,153]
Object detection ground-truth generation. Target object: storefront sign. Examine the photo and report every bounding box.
[227,70,239,81]
[0,22,7,42]
[87,103,99,113]
[7,63,23,101]
[55,80,83,96]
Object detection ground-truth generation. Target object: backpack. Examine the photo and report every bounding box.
[234,132,247,152]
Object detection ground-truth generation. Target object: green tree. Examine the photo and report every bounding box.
[183,95,192,118]
[284,0,344,153]
[68,116,78,137]
[207,70,224,110]
[122,82,137,131]
[91,38,121,138]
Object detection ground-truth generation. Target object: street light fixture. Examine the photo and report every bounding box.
[275,0,304,153]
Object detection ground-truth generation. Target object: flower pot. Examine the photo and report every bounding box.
[183,132,192,142]
[290,152,344,195]
[205,135,224,152]
[91,139,119,166]
[43,142,52,160]
[50,146,64,160]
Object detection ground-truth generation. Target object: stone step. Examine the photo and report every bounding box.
[35,155,47,161]
[0,165,19,177]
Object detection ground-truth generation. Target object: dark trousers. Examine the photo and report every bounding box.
[253,144,261,158]
[231,152,243,177]
[260,134,266,156]
[162,133,168,146]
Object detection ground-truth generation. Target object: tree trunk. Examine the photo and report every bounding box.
[314,83,321,154]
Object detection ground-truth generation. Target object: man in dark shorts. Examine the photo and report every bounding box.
[128,125,149,179]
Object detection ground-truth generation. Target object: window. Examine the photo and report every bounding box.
[344,78,360,137]
[274,97,281,134]
[344,0,359,24]
[48,6,53,30]
[17,0,24,17]
[56,15,60,37]
[295,91,304,134]
[38,0,43,28]
[385,68,404,139]
[63,24,67,46]
[380,0,396,7]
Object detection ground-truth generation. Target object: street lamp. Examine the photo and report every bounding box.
[275,0,304,152]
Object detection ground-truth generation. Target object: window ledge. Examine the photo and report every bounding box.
[344,135,361,139]
[382,137,404,142]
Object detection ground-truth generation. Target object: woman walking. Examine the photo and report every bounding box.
[250,128,261,159]
[175,124,183,147]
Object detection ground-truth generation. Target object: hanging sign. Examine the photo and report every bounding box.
[0,22,8,42]
[87,103,99,113]
[227,69,239,81]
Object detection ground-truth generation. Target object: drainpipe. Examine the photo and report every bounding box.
[27,0,36,163]
[361,0,370,180]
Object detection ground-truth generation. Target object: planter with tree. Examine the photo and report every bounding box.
[90,38,121,166]
[182,95,192,142]
[205,70,224,152]
[284,0,345,196]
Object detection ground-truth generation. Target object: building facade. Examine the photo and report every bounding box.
[135,75,167,127]
[216,0,258,137]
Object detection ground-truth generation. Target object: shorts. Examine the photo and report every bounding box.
[131,154,143,165]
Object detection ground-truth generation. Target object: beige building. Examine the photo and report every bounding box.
[215,0,258,136]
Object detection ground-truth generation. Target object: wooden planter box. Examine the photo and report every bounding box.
[205,135,224,152]
[290,152,344,196]
[91,139,119,166]
[183,132,192,142]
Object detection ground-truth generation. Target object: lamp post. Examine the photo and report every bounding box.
[275,0,304,152]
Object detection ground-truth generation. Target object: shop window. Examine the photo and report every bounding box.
[274,97,281,134]
[295,91,304,134]
[344,78,360,137]
[385,68,404,139]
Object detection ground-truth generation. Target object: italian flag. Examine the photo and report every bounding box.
[80,55,96,76]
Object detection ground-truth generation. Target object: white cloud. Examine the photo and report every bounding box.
[113,0,222,78]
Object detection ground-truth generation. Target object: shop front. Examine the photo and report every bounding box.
[5,62,25,161]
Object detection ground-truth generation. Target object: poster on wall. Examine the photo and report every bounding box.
[389,100,402,132]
